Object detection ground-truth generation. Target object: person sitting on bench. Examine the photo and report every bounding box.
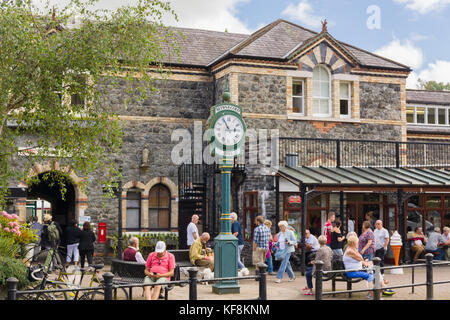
[425,227,446,260]
[411,227,427,262]
[442,227,450,261]
[303,235,332,296]
[189,232,214,271]
[123,237,146,264]
[343,235,395,299]
[143,241,175,300]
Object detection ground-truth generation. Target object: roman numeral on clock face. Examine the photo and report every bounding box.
[213,114,244,146]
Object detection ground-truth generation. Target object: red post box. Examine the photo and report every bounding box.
[98,222,106,243]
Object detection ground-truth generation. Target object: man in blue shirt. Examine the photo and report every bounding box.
[231,212,245,270]
[252,215,270,274]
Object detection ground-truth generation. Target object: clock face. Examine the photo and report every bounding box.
[213,114,244,146]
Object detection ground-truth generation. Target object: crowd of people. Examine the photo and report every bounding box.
[26,210,450,300]
[28,214,96,270]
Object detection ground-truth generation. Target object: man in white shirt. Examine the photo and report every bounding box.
[187,214,199,247]
[304,229,320,252]
[374,220,390,275]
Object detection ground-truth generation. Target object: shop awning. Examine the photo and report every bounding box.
[277,166,450,186]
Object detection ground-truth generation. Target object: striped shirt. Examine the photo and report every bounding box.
[253,224,271,249]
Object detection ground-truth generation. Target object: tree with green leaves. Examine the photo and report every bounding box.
[0,0,180,207]
[417,79,450,91]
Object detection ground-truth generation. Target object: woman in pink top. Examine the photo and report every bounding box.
[264,220,275,275]
[144,241,175,300]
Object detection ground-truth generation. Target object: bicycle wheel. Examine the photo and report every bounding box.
[79,290,104,300]
[45,282,68,300]
[17,291,57,300]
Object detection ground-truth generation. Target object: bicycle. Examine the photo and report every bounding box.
[73,264,129,300]
[17,265,68,300]
[17,247,69,300]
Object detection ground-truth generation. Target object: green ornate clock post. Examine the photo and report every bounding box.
[207,81,246,294]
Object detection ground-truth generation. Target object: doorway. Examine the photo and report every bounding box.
[27,171,76,246]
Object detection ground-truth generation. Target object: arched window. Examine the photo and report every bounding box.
[126,190,141,230]
[312,65,331,117]
[149,184,170,230]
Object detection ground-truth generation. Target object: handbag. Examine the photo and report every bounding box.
[274,248,288,261]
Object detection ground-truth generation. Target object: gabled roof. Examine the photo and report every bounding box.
[163,19,411,72]
[284,30,361,66]
[407,89,450,106]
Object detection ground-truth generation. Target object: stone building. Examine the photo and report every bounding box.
[7,19,450,263]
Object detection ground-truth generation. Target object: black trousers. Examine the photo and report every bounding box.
[375,248,385,274]
[79,249,94,268]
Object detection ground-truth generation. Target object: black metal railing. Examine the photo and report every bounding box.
[6,264,268,301]
[314,254,450,300]
[279,137,450,168]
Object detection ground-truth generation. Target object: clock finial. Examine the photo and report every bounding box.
[222,79,231,102]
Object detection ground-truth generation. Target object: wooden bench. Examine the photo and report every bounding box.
[330,258,363,298]
[313,256,363,298]
[111,259,176,300]
[110,249,192,299]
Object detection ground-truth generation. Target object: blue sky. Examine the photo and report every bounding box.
[230,0,450,88]
[39,0,450,88]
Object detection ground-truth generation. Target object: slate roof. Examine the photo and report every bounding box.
[164,19,410,71]
[406,89,450,106]
[163,27,248,67]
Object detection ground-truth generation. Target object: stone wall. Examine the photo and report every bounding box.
[98,77,214,119]
[238,74,287,115]
[359,82,402,121]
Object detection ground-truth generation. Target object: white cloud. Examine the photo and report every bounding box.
[406,71,420,89]
[394,0,450,14]
[162,0,252,34]
[405,61,450,89]
[281,0,323,29]
[33,0,253,34]
[417,60,450,83]
[375,38,424,70]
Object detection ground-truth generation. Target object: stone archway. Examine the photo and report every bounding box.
[16,161,88,224]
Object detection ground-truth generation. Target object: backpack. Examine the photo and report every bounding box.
[47,222,60,243]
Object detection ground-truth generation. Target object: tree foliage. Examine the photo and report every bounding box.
[0,0,180,206]
[417,79,450,91]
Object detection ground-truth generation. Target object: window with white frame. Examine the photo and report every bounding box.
[292,80,304,115]
[406,105,450,126]
[339,82,351,118]
[312,65,331,117]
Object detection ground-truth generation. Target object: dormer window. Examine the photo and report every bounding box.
[312,65,331,117]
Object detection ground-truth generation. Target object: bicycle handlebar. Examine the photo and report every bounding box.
[31,268,45,281]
